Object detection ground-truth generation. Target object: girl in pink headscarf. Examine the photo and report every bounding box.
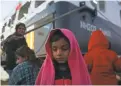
[35,29,91,85]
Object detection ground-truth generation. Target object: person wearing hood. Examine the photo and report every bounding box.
[35,28,91,85]
[84,30,121,85]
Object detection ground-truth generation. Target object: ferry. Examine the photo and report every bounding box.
[0,0,121,59]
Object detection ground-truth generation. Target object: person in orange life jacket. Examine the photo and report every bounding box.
[84,30,121,85]
[2,22,27,76]
[35,29,91,85]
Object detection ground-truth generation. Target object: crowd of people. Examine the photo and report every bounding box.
[0,22,121,85]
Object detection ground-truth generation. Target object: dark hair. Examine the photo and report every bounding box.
[15,45,41,67]
[15,22,26,30]
[50,30,70,45]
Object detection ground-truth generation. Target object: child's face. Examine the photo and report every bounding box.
[16,55,26,64]
[51,38,70,63]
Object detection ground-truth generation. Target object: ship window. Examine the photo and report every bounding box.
[0,35,4,41]
[2,23,6,33]
[98,1,105,12]
[11,13,16,24]
[79,1,85,7]
[34,23,53,55]
[8,19,12,27]
[2,26,5,33]
[18,2,31,20]
[82,15,86,21]
[80,11,92,23]
[35,0,45,8]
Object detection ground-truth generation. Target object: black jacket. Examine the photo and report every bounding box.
[3,33,27,70]
[53,60,71,80]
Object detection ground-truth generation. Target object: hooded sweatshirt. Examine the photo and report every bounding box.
[35,28,91,85]
[84,30,121,85]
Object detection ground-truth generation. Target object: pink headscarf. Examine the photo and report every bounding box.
[35,28,91,85]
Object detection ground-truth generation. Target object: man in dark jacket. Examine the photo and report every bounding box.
[2,22,27,76]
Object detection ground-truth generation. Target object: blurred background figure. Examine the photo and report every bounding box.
[0,65,9,85]
[84,30,121,85]
[8,45,41,85]
[2,22,27,76]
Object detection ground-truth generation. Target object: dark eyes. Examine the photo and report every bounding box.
[18,28,26,30]
[52,46,69,51]
[62,47,69,50]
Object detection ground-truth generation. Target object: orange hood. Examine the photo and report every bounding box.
[88,30,109,51]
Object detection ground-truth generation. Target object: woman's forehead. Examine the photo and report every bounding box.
[18,25,25,28]
[18,25,26,30]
